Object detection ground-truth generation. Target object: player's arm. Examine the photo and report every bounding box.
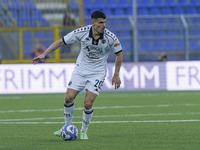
[32,39,64,64]
[112,51,123,89]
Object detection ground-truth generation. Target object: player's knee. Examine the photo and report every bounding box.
[65,94,74,104]
[84,99,94,110]
[84,103,92,110]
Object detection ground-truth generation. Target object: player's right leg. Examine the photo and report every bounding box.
[54,88,79,137]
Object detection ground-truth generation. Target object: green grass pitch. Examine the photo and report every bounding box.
[1,91,200,150]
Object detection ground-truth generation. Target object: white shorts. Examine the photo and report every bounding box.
[67,70,106,95]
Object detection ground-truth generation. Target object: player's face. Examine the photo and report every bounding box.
[92,18,106,34]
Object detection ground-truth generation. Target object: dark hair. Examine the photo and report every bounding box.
[91,11,106,20]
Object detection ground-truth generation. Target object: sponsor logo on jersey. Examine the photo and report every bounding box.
[102,39,106,44]
[86,45,102,53]
[114,43,120,47]
[86,53,99,59]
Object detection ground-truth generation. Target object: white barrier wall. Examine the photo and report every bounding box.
[0,61,200,94]
[166,61,200,90]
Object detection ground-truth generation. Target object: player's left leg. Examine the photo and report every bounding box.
[80,90,97,139]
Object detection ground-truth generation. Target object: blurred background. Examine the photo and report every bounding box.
[0,0,200,64]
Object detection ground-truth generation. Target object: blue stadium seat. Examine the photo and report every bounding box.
[153,40,165,51]
[189,30,200,35]
[143,30,154,36]
[109,19,120,29]
[126,8,132,15]
[149,8,160,15]
[17,21,25,27]
[35,31,46,38]
[144,18,155,24]
[29,20,37,27]
[118,0,131,8]
[186,7,198,14]
[165,39,176,51]
[93,0,106,8]
[161,7,173,15]
[177,30,184,35]
[84,9,90,17]
[138,40,153,51]
[166,39,184,51]
[138,8,149,15]
[120,40,132,52]
[191,18,200,24]
[167,30,178,35]
[138,40,146,52]
[40,20,49,27]
[176,39,184,50]
[119,18,131,29]
[20,10,30,20]
[23,32,32,42]
[102,8,113,16]
[24,0,34,4]
[174,7,185,14]
[137,41,143,51]
[137,0,152,7]
[165,0,177,6]
[145,40,154,51]
[190,0,200,6]
[137,31,143,36]
[46,31,54,37]
[118,31,132,37]
[177,0,190,6]
[23,42,33,56]
[153,0,166,7]
[106,0,117,8]
[155,30,166,36]
[189,39,200,50]
[114,8,125,15]
[156,18,166,24]
[0,13,3,19]
[168,18,179,24]
[83,0,93,9]
[32,10,43,19]
[70,0,79,10]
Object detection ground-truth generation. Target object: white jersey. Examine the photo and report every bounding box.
[62,25,122,75]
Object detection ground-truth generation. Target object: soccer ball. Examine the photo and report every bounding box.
[61,124,78,141]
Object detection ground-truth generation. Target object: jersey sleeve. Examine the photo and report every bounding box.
[110,37,122,54]
[62,30,79,45]
[105,30,122,54]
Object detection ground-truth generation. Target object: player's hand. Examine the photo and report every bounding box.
[112,73,121,89]
[32,54,45,65]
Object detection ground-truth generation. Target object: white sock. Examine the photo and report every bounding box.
[81,108,93,132]
[64,102,74,125]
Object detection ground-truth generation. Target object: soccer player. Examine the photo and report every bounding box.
[32,11,123,140]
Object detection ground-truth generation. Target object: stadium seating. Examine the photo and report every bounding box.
[149,8,160,15]
[1,0,200,56]
[0,0,49,28]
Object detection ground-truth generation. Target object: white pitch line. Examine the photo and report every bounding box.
[1,91,200,100]
[1,112,200,122]
[0,103,200,114]
[1,119,200,124]
[0,96,20,100]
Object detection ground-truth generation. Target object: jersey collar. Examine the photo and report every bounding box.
[89,26,104,39]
